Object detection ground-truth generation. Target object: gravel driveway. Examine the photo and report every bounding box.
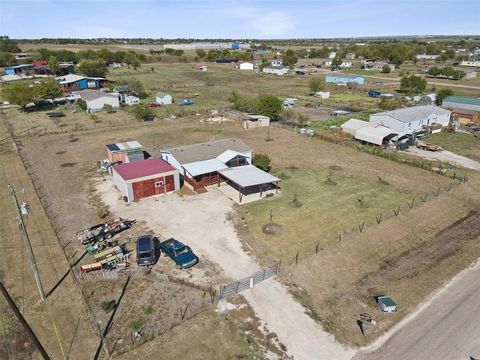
[97,180,353,360]
[404,147,480,171]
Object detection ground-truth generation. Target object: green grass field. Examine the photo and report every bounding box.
[428,131,480,161]
[244,167,419,260]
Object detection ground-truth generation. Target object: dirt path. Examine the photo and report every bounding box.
[354,259,480,360]
[97,180,354,360]
[404,147,480,171]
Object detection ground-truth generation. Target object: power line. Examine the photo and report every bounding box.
[0,281,51,360]
[8,184,46,301]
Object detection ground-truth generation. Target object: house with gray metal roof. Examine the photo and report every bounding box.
[160,139,279,202]
[369,105,451,135]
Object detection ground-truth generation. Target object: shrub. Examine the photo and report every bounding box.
[100,300,115,313]
[252,153,272,172]
[97,207,109,219]
[77,99,87,111]
[128,320,143,332]
[133,105,154,121]
[103,103,113,113]
[382,64,391,73]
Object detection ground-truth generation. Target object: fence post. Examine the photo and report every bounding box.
[358,221,365,233]
[376,213,383,224]
[338,234,342,243]
[433,187,440,197]
[394,206,400,216]
[277,260,282,274]
[409,198,415,208]
[421,193,428,202]
[295,252,299,265]
[315,242,320,254]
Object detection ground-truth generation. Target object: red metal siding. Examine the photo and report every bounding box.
[132,175,175,200]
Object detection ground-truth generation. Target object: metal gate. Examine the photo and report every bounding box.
[218,263,279,299]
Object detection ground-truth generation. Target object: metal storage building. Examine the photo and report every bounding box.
[341,118,372,136]
[106,141,144,163]
[112,158,180,202]
[442,96,480,112]
[354,126,398,146]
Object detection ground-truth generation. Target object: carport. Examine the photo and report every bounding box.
[355,126,398,146]
[218,165,280,203]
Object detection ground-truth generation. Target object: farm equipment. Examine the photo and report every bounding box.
[416,141,442,152]
[77,218,135,245]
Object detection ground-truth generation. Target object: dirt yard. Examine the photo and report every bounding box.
[7,101,480,355]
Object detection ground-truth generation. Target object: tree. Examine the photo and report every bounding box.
[116,78,146,98]
[0,51,14,67]
[382,64,391,74]
[331,56,342,69]
[228,91,257,113]
[48,55,59,75]
[1,82,38,111]
[133,105,154,121]
[282,49,298,67]
[436,89,454,105]
[308,77,324,93]
[378,97,402,110]
[195,49,206,59]
[103,103,114,112]
[257,95,283,120]
[400,75,427,95]
[0,36,20,53]
[77,59,108,77]
[37,78,62,99]
[252,154,272,172]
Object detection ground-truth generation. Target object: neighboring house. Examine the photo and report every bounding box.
[269,59,283,66]
[58,63,75,75]
[57,74,107,92]
[416,54,440,60]
[238,62,254,70]
[124,95,140,106]
[106,141,144,163]
[325,74,365,85]
[242,114,270,129]
[78,90,120,113]
[328,52,336,59]
[460,61,480,67]
[14,53,30,61]
[156,92,173,105]
[161,138,279,202]
[369,105,451,135]
[345,53,355,60]
[112,158,180,202]
[4,64,33,75]
[263,66,289,75]
[442,96,480,124]
[362,60,389,71]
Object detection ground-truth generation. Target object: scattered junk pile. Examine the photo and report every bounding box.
[200,109,233,125]
[416,141,442,152]
[78,218,136,273]
[300,128,315,137]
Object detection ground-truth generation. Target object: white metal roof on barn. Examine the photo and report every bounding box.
[183,159,228,177]
[341,118,372,135]
[371,105,451,124]
[355,126,397,146]
[219,165,280,188]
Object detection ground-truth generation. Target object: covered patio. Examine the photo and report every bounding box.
[218,165,280,203]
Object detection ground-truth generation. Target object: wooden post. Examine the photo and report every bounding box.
[276,181,279,194]
[315,242,319,254]
[376,213,383,224]
[295,252,299,265]
[259,184,263,198]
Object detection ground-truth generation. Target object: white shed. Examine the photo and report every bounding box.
[355,126,398,146]
[156,92,173,105]
[315,91,330,99]
[239,62,254,70]
[263,66,289,76]
[79,90,120,113]
[124,95,140,106]
[341,118,372,136]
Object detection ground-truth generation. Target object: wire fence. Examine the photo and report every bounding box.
[281,175,468,268]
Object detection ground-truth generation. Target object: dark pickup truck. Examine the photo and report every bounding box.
[159,238,198,269]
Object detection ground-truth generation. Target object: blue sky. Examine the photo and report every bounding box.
[0,0,479,39]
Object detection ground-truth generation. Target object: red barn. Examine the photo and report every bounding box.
[112,158,180,202]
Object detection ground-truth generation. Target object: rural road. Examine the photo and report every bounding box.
[404,147,480,171]
[354,260,480,360]
[98,181,353,360]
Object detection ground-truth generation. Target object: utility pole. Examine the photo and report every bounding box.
[0,281,51,360]
[8,184,46,301]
